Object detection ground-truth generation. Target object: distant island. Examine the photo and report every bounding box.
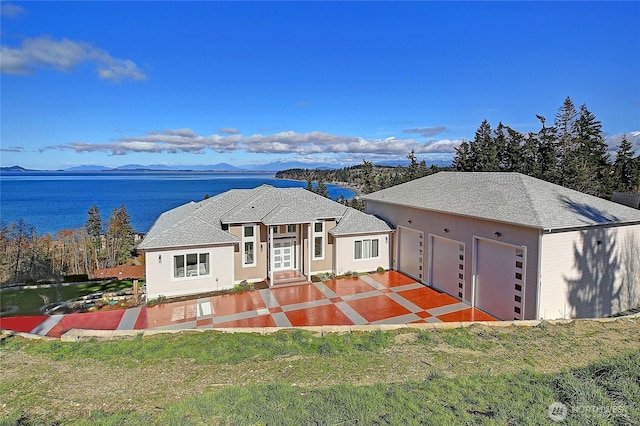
[1,159,453,174]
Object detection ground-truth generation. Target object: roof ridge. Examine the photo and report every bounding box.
[516,173,545,228]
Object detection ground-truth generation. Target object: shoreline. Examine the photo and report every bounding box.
[275,176,362,198]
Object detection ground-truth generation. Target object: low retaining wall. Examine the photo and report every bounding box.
[53,313,640,342]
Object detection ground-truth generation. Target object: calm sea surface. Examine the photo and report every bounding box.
[0,172,355,235]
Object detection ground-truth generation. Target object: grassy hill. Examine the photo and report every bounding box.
[1,318,639,424]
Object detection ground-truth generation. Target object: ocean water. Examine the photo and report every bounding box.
[0,172,355,235]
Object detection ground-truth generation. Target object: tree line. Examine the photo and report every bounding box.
[0,204,135,284]
[452,97,639,198]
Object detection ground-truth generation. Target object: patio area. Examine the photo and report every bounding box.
[0,271,496,338]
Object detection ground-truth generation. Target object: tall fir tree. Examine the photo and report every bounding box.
[85,205,103,271]
[573,104,611,197]
[469,119,499,171]
[613,135,640,193]
[452,140,472,171]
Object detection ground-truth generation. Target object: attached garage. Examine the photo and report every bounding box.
[429,235,466,301]
[363,172,640,320]
[397,226,424,281]
[473,237,525,320]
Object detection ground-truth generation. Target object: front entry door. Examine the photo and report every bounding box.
[273,239,295,271]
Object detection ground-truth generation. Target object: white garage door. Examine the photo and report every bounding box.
[398,227,424,281]
[430,236,465,301]
[474,238,525,320]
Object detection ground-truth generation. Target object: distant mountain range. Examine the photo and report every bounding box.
[2,159,452,173]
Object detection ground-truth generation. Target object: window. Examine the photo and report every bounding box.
[271,226,279,234]
[313,222,324,259]
[354,238,379,260]
[243,225,257,267]
[174,252,210,278]
[287,224,297,233]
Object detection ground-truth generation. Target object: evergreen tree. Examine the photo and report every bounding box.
[85,205,103,271]
[105,204,135,267]
[573,104,611,197]
[361,160,375,193]
[315,180,329,198]
[469,119,499,171]
[305,178,314,192]
[406,149,420,181]
[452,140,472,171]
[613,135,640,193]
[492,123,524,172]
[555,97,579,187]
[534,114,559,182]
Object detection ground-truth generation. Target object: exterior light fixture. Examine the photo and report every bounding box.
[158,255,162,264]
[444,228,450,233]
[407,220,412,224]
[494,232,502,237]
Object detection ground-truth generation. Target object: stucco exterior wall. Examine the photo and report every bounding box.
[145,245,235,299]
[366,201,541,319]
[333,233,391,275]
[539,224,640,319]
[229,224,268,282]
[309,219,336,274]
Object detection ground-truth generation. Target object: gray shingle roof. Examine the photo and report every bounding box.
[362,172,640,230]
[139,185,390,250]
[329,207,392,236]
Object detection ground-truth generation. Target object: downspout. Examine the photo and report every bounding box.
[536,230,544,320]
[269,225,273,286]
[308,223,312,281]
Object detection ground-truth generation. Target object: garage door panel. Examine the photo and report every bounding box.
[398,227,423,281]
[430,236,465,301]
[475,239,525,320]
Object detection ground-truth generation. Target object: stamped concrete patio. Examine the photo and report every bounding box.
[0,271,496,338]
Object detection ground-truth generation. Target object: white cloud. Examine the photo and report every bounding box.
[0,35,147,82]
[0,3,25,18]
[403,126,448,137]
[44,129,463,156]
[606,131,640,151]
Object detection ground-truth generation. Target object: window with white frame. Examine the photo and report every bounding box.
[313,221,324,259]
[287,224,297,233]
[243,225,257,267]
[354,238,379,260]
[174,252,210,278]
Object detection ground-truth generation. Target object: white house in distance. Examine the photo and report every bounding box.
[362,172,640,320]
[138,185,392,299]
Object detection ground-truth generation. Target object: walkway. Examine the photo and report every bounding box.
[0,271,496,338]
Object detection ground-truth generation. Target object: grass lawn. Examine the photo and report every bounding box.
[1,318,639,424]
[0,280,141,316]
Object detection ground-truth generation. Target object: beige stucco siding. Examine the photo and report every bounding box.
[144,245,235,299]
[539,224,640,319]
[366,201,540,319]
[230,224,267,282]
[309,219,336,274]
[333,233,391,275]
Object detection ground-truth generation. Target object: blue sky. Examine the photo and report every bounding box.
[1,1,639,170]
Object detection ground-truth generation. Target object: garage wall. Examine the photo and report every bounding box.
[366,201,541,319]
[539,224,640,319]
[145,245,235,299]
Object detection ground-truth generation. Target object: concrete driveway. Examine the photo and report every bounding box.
[0,271,496,338]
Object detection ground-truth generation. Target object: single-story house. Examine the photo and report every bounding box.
[362,172,640,320]
[138,185,392,299]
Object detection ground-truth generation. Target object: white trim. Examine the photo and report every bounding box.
[472,235,527,320]
[171,251,212,280]
[312,221,325,260]
[242,224,257,268]
[353,237,380,261]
